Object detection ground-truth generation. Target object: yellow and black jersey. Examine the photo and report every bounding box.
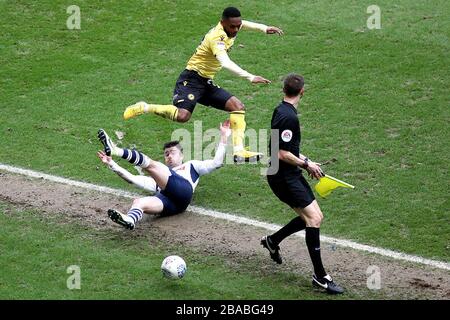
[186,22,235,79]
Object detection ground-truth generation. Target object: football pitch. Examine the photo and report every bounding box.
[0,0,449,300]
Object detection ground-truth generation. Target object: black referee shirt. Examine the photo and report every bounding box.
[269,100,301,174]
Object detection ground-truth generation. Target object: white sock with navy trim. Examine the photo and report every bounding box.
[127,208,143,225]
[121,149,151,168]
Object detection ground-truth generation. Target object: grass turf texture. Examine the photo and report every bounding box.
[0,202,375,300]
[0,0,449,263]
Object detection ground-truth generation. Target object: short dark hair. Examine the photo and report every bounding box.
[163,141,183,152]
[222,7,241,19]
[283,73,304,97]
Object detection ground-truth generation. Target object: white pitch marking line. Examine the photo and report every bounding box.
[1,163,449,271]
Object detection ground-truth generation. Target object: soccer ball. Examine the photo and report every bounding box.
[161,255,187,279]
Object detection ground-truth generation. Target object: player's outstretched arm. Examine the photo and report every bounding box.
[216,52,271,84]
[241,20,283,35]
[191,121,231,176]
[96,151,157,193]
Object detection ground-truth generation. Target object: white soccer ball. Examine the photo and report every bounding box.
[161,255,187,279]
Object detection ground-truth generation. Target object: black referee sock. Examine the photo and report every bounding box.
[305,227,327,278]
[270,216,306,245]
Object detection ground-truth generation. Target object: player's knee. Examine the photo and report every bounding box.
[235,100,245,111]
[234,99,245,111]
[132,198,145,209]
[226,97,245,111]
[176,109,191,123]
[177,114,191,123]
[144,161,157,171]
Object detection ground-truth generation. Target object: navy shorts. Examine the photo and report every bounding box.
[156,170,193,216]
[267,172,315,209]
[172,69,233,113]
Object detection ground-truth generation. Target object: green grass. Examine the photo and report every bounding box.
[0,0,449,265]
[0,202,374,300]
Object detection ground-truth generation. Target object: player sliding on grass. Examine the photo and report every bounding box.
[123,6,283,163]
[96,121,230,230]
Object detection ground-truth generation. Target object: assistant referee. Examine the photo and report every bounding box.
[261,73,344,294]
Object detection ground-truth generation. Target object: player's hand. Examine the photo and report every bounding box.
[219,120,231,140]
[266,26,284,35]
[252,76,271,84]
[97,150,112,165]
[306,162,325,180]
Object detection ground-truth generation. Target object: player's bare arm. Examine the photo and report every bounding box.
[240,20,283,36]
[97,150,158,192]
[97,150,137,184]
[216,52,270,84]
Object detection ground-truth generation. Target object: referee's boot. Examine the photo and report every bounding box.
[233,148,263,164]
[124,101,147,120]
[108,209,135,230]
[312,274,344,294]
[98,129,117,157]
[260,236,282,264]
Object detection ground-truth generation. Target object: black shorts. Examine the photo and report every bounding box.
[172,69,233,113]
[267,172,315,209]
[155,170,193,216]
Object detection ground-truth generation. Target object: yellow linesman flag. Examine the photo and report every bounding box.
[314,175,355,198]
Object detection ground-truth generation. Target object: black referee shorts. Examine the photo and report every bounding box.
[267,172,316,209]
[172,69,233,113]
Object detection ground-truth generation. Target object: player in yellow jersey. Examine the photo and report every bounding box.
[124,7,283,163]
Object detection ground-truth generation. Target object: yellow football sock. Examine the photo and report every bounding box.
[230,111,246,151]
[148,104,179,121]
